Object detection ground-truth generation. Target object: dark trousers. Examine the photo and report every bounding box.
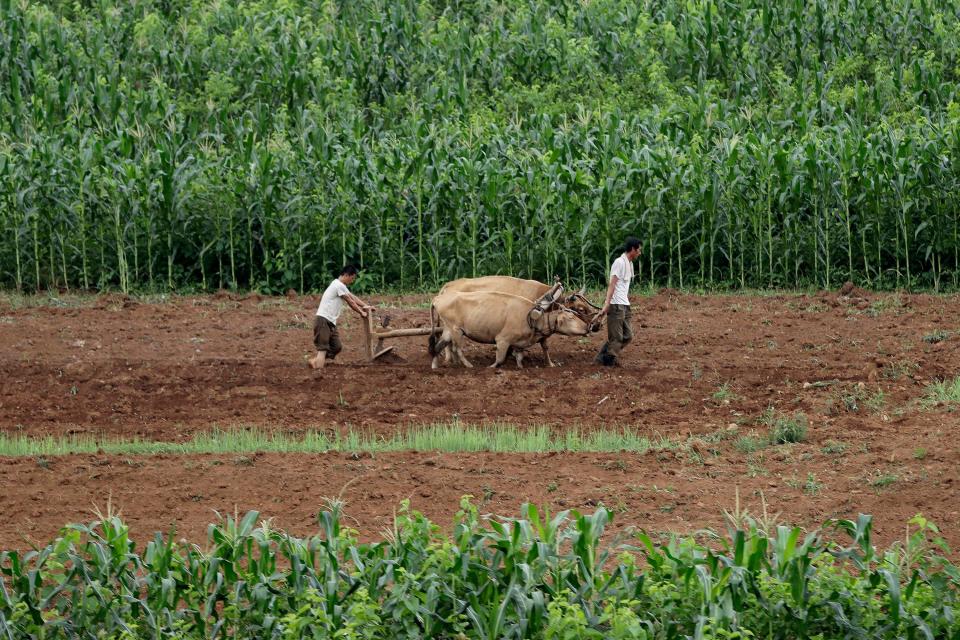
[313,316,343,359]
[596,304,632,364]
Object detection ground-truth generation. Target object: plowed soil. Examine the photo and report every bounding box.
[1,288,959,552]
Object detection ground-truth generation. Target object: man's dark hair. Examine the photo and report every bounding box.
[623,237,641,253]
[339,264,359,276]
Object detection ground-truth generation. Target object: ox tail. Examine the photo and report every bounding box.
[428,303,439,356]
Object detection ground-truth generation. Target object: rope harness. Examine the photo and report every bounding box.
[527,306,557,339]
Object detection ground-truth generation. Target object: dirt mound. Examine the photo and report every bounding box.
[94,293,137,309]
[373,350,407,364]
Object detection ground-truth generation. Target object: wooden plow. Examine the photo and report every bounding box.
[361,312,440,361]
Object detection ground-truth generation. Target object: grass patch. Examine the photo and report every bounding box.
[734,436,767,454]
[765,411,808,444]
[865,295,905,317]
[869,472,899,489]
[882,360,919,381]
[711,382,737,404]
[923,377,960,406]
[821,440,849,455]
[0,292,99,310]
[0,423,665,457]
[922,329,950,344]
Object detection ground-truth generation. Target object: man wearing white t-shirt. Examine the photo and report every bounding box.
[595,237,642,366]
[309,265,374,372]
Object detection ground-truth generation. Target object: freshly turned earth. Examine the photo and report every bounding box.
[1,289,958,552]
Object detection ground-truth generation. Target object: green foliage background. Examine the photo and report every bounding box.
[2,500,959,638]
[3,0,960,292]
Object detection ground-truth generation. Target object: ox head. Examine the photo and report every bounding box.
[552,306,591,336]
[528,281,593,337]
[562,286,604,333]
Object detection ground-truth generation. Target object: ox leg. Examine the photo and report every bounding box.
[432,330,453,369]
[514,350,524,369]
[454,344,473,368]
[449,327,473,368]
[539,338,555,367]
[490,340,511,368]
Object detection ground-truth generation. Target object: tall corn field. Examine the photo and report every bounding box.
[2,0,960,293]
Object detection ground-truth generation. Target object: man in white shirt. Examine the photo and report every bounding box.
[309,265,374,372]
[595,237,642,366]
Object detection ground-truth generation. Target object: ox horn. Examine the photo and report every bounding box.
[534,280,563,313]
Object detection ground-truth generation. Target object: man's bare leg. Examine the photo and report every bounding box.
[309,350,327,370]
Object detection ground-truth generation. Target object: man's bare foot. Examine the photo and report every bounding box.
[309,351,328,370]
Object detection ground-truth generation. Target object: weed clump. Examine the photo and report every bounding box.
[766,411,808,444]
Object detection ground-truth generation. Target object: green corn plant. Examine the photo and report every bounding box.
[2,0,960,292]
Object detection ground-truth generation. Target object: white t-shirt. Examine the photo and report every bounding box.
[610,254,633,305]
[316,279,351,324]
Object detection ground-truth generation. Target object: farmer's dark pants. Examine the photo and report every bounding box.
[313,316,342,359]
[597,304,632,364]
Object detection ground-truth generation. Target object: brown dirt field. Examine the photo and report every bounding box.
[1,289,959,552]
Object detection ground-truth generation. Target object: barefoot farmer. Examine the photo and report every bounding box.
[309,265,374,371]
[595,237,642,366]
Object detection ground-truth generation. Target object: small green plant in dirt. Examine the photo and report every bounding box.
[922,329,950,344]
[746,455,768,478]
[802,473,824,496]
[601,459,629,472]
[757,405,776,425]
[864,388,886,413]
[703,425,739,444]
[923,376,960,407]
[711,382,737,404]
[865,295,905,317]
[821,440,849,455]
[829,383,873,413]
[766,411,808,444]
[735,435,766,454]
[914,447,928,460]
[869,471,899,489]
[882,359,919,380]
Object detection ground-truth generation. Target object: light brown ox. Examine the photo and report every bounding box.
[428,284,591,369]
[437,276,601,366]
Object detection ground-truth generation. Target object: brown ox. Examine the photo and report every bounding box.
[437,276,601,366]
[428,284,590,369]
